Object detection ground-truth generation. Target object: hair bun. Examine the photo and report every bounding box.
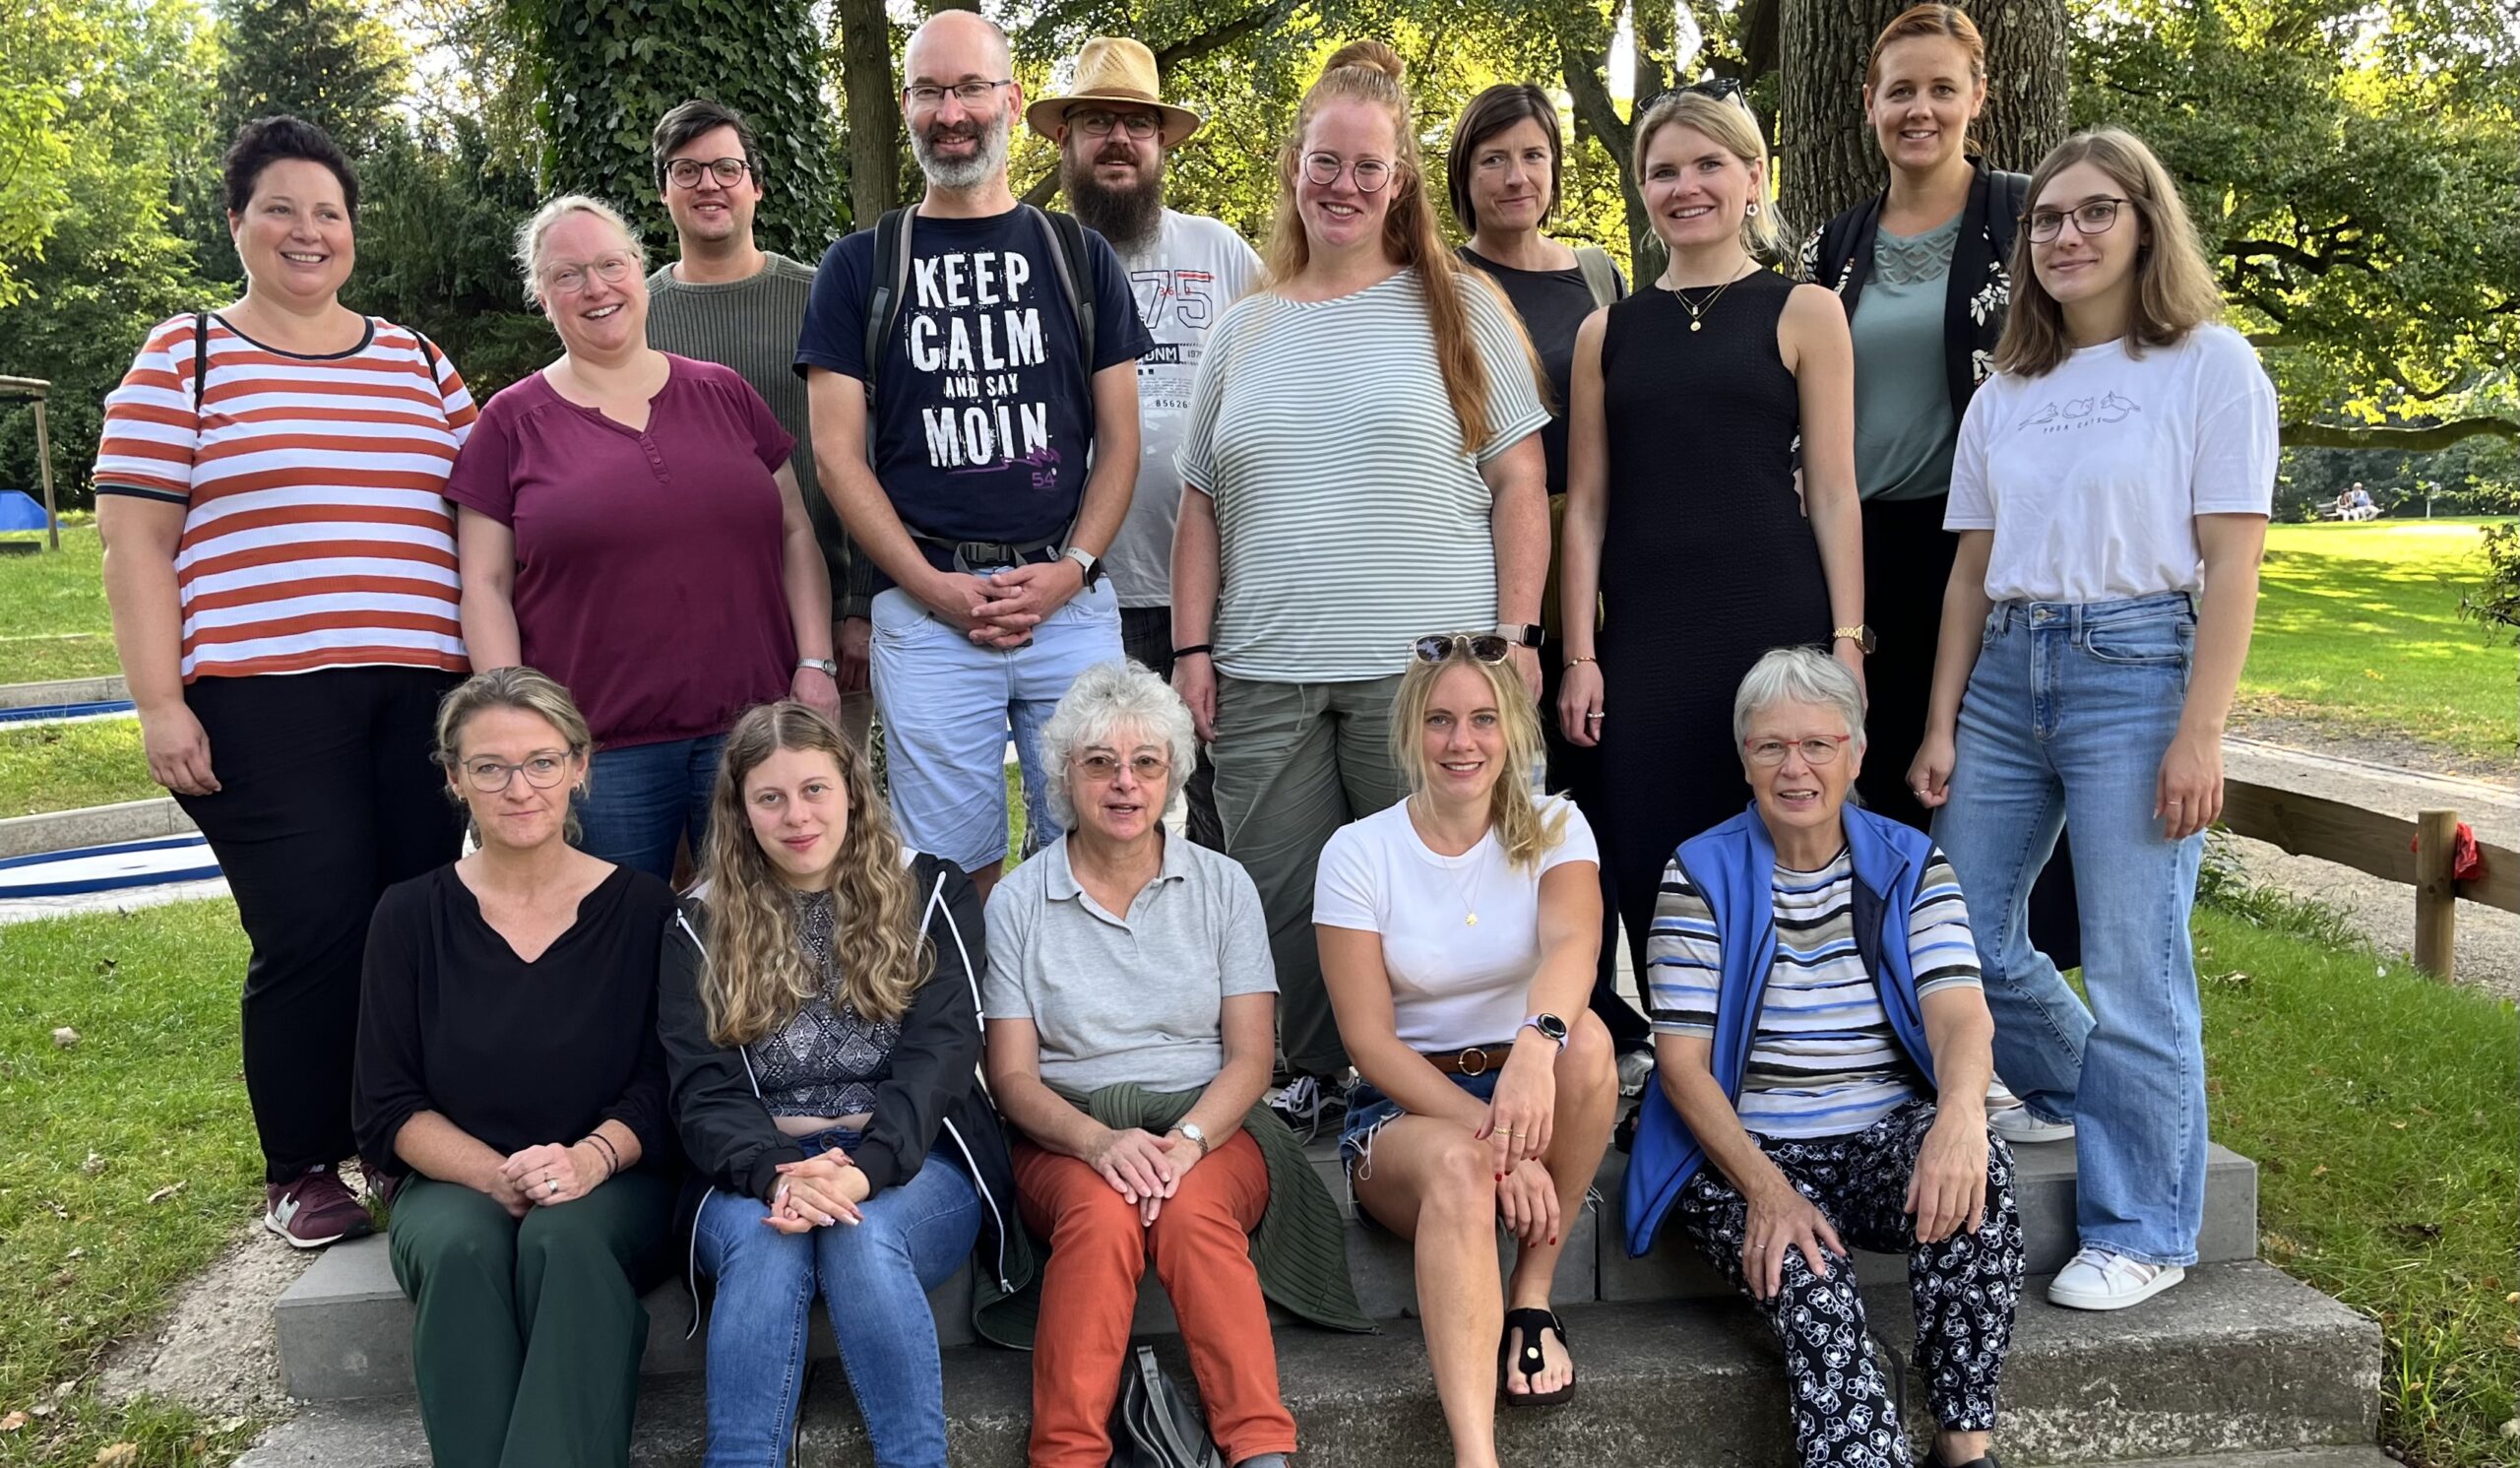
[1323,40,1405,83]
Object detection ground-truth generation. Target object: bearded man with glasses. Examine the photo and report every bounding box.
[1029,37,1261,854]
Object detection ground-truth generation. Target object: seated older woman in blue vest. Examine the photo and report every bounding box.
[1624,647,2026,1468]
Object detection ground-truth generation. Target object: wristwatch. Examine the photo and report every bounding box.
[1061,544,1102,589]
[796,657,839,677]
[1492,622,1544,649]
[1833,624,1877,655]
[1174,1120,1212,1157]
[1520,1012,1570,1049]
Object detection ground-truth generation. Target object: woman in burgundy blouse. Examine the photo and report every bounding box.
[451,194,843,880]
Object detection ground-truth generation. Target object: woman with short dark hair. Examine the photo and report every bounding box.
[94,114,477,1248]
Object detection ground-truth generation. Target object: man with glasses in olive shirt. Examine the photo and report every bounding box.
[1031,37,1259,852]
[647,99,873,744]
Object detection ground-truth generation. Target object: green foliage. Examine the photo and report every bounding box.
[2460,520,2520,648]
[348,119,553,400]
[507,0,845,261]
[0,2,90,309]
[212,0,410,154]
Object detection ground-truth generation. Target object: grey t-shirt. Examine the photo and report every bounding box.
[981,833,1276,1093]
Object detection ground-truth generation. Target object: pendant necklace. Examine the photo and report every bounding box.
[1416,797,1485,925]
[1665,259,1756,332]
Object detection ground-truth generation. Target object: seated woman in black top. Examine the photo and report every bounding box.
[657,701,1013,1468]
[353,667,677,1468]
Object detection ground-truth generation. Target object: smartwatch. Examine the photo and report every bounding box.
[1520,1012,1570,1049]
[1492,622,1545,649]
[1061,544,1102,589]
[1833,624,1877,655]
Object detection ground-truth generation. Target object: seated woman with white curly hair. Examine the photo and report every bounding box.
[1623,645,2026,1468]
[980,660,1368,1468]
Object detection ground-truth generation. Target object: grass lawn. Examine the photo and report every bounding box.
[0,900,262,1467]
[0,526,118,684]
[2241,518,2517,766]
[0,720,157,817]
[2196,896,2519,1468]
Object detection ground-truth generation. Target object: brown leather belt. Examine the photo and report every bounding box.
[1419,1041,1521,1077]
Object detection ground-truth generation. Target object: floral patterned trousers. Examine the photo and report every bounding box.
[1670,1098,2026,1468]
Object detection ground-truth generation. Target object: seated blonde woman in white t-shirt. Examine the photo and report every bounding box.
[1315,631,1617,1466]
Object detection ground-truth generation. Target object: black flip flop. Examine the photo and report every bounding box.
[1498,1307,1575,1407]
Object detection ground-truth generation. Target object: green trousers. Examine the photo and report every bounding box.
[1210,671,1409,1078]
[387,1171,672,1468]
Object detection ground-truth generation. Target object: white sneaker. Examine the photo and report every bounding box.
[2048,1245,2184,1310]
[1617,1049,1656,1098]
[1985,1076,2020,1111]
[1988,1105,2074,1143]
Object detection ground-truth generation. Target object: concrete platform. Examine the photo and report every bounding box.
[239,1262,2376,1468]
[0,795,194,861]
[276,1132,2258,1402]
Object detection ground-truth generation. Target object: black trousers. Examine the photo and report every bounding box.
[1117,606,1225,852]
[177,668,465,1182]
[1856,495,2082,971]
[1543,633,1651,1054]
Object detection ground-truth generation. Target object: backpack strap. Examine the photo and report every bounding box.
[1986,169,2031,269]
[1027,205,1097,373]
[191,310,212,415]
[1573,245,1620,310]
[863,207,914,398]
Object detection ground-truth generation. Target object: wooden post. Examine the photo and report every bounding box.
[2413,808,2458,981]
[31,397,57,551]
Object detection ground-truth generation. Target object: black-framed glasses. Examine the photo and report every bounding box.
[1069,107,1160,140]
[665,157,753,190]
[1302,152,1394,193]
[1412,632,1512,666]
[2025,197,2129,242]
[905,79,1015,108]
[1075,752,1171,783]
[1741,734,1851,768]
[461,751,575,793]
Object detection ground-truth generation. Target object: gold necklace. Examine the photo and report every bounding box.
[1663,260,1756,332]
[1413,797,1486,925]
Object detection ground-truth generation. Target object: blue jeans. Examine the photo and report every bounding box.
[691,1132,981,1468]
[1931,593,2206,1266]
[868,576,1122,873]
[578,734,727,880]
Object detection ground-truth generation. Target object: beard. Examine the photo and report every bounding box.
[913,107,1013,191]
[1062,145,1166,252]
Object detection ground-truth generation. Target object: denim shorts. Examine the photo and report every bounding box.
[1340,1070,1501,1181]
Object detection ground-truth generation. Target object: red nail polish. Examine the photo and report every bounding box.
[1549,1235,1558,1245]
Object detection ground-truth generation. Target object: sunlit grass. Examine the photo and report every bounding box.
[0,527,118,684]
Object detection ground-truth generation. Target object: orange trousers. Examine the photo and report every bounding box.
[1013,1132,1296,1467]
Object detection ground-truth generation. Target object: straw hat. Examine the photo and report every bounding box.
[1024,37,1201,147]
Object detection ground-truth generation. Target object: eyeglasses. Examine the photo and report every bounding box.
[461,752,574,793]
[1302,152,1394,193]
[2025,197,2129,242]
[905,79,1016,109]
[1075,752,1171,783]
[665,157,753,190]
[543,254,638,294]
[1069,108,1160,140]
[1412,632,1512,666]
[1741,735,1852,768]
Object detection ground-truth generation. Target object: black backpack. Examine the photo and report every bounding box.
[859,204,1097,397]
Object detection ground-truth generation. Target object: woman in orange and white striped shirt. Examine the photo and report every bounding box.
[94,116,478,1251]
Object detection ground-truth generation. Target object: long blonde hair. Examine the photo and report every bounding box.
[1389,644,1569,871]
[1993,128,2225,378]
[1631,92,1786,260]
[695,703,930,1047]
[1261,41,1541,455]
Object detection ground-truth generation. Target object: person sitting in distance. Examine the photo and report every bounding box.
[1627,646,2024,1468]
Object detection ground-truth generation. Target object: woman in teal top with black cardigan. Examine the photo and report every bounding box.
[1801,3,2082,993]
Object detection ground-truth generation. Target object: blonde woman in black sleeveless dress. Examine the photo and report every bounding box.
[1556,89,1866,975]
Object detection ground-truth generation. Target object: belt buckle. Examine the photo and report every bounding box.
[1457,1046,1491,1077]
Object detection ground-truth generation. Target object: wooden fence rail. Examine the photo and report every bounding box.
[2221,777,2517,980]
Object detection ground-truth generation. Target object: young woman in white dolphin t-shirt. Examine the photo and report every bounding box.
[1909,127,2276,1314]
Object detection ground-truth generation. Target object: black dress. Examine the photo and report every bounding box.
[1595,270,1832,971]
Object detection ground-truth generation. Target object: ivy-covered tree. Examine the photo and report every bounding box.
[506,0,844,260]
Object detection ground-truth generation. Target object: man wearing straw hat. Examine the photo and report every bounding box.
[1031,37,1260,852]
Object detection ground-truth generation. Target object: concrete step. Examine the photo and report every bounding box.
[276,1134,2260,1401]
[238,1262,2376,1468]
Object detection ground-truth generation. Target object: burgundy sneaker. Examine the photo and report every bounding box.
[266,1164,375,1249]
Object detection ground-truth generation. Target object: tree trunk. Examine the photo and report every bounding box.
[836,0,902,225]
[1778,0,2067,244]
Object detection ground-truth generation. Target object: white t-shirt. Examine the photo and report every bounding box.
[1945,324,2277,603]
[1313,797,1599,1051]
[1102,210,1264,609]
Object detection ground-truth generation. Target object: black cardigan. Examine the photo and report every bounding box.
[1800,155,2031,426]
[657,853,1024,1293]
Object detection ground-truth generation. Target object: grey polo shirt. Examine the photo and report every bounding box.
[981,834,1276,1094]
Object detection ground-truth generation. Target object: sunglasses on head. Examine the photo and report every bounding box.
[1412,632,1513,666]
[1639,75,1751,113]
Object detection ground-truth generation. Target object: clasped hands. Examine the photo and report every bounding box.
[488,1139,609,1218]
[1086,1125,1205,1227]
[925,559,1086,650]
[765,1151,872,1234]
